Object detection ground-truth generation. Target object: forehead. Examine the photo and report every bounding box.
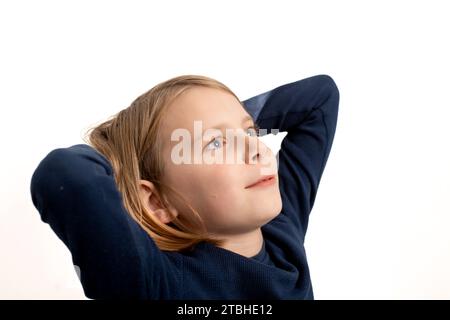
[160,86,248,139]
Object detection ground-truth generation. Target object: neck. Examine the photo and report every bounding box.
[214,228,264,258]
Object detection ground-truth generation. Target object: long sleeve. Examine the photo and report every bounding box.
[30,144,178,299]
[241,74,340,239]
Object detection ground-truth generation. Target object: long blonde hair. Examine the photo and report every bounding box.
[83,75,242,252]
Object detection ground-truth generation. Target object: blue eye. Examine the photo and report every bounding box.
[246,128,258,137]
[205,125,260,151]
[205,137,224,150]
[247,125,260,137]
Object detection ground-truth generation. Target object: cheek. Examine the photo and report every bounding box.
[194,166,244,211]
[165,164,238,205]
[194,167,238,203]
[164,163,247,226]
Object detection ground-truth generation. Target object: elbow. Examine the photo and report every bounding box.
[319,74,340,106]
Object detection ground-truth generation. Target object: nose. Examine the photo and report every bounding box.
[245,135,269,165]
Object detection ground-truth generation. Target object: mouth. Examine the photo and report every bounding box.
[245,175,277,189]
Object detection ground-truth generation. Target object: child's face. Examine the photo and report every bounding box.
[159,87,282,236]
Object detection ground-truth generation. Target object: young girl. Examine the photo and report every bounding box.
[30,74,339,299]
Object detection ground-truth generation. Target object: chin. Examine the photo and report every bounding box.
[269,206,282,221]
[267,195,283,216]
[257,204,282,226]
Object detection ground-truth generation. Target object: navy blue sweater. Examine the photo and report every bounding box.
[30,74,339,300]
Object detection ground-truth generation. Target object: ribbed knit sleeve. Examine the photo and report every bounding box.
[30,144,179,299]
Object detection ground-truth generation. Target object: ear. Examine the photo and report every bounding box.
[138,179,179,224]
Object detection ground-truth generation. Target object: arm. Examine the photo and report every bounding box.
[30,144,177,299]
[241,74,340,238]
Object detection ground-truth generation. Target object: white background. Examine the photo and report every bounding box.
[1,0,449,299]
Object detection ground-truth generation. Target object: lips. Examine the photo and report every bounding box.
[245,175,276,189]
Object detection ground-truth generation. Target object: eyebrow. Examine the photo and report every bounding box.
[195,115,255,142]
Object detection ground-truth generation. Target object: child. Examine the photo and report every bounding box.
[30,74,340,299]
